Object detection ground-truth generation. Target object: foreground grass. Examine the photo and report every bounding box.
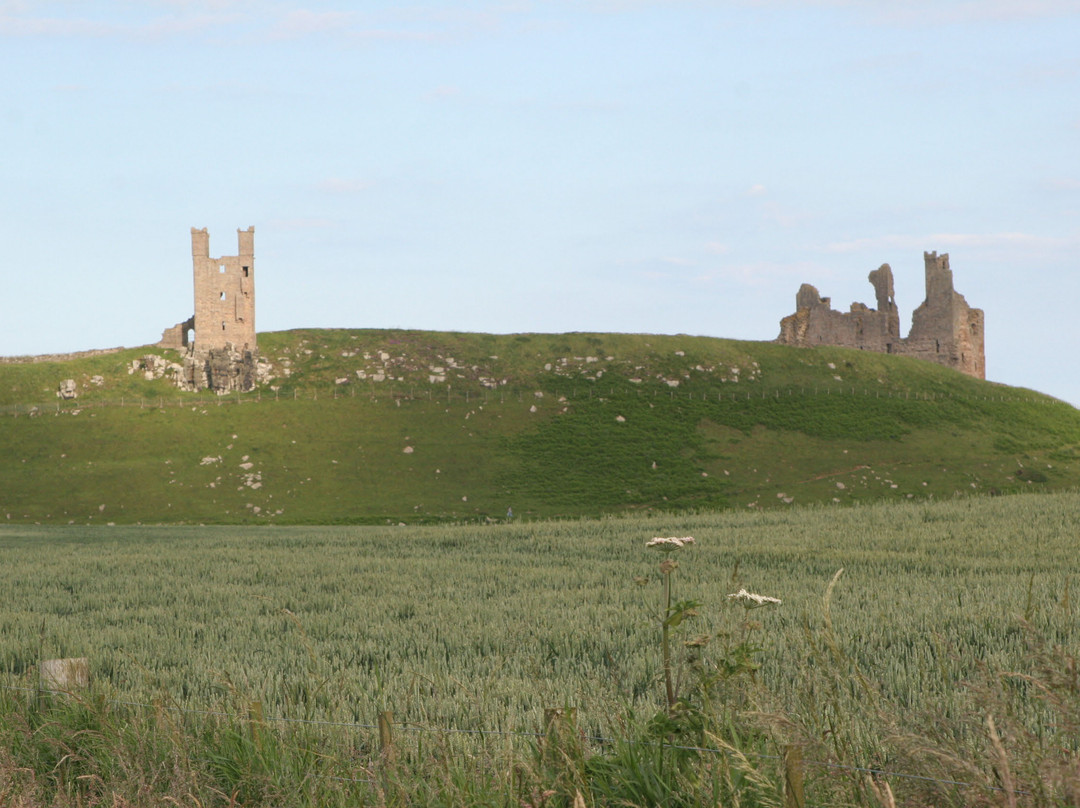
[2,495,1079,805]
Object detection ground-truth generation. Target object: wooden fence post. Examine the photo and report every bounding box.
[248,700,265,751]
[784,745,806,808]
[542,707,579,768]
[378,710,395,762]
[40,657,89,692]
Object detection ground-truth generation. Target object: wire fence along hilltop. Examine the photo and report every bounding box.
[0,381,1069,417]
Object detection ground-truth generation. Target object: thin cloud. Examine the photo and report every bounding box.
[266,10,437,44]
[0,7,243,39]
[0,13,115,36]
[760,200,814,229]
[426,84,463,100]
[317,178,374,194]
[695,260,829,289]
[624,255,697,279]
[739,0,1080,25]
[265,9,357,40]
[1044,177,1080,191]
[266,217,339,231]
[1,2,537,43]
[825,232,1074,253]
[871,0,1080,26]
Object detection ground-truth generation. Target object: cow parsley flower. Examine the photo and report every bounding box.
[727,588,782,608]
[646,536,695,551]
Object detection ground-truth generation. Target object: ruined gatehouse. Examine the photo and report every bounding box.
[159,227,258,393]
[776,251,985,379]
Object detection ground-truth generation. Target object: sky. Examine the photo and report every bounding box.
[2,0,1079,403]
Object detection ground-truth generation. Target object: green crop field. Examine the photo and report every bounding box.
[2,494,1078,805]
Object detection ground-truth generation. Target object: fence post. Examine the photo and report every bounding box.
[542,707,579,769]
[378,710,395,762]
[784,745,806,808]
[248,700,265,751]
[40,658,89,692]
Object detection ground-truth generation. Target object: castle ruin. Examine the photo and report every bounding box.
[776,251,985,379]
[159,227,258,392]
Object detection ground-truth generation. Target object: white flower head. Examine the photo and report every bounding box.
[646,536,695,552]
[727,588,782,608]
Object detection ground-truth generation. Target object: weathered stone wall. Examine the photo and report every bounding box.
[158,316,194,350]
[0,347,125,365]
[776,252,985,379]
[778,265,902,355]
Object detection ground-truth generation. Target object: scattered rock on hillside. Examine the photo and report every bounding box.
[129,354,184,383]
[57,379,77,399]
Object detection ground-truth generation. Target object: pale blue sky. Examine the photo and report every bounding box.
[3,1,1079,402]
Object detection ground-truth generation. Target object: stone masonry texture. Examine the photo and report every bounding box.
[776,251,985,379]
[159,227,258,393]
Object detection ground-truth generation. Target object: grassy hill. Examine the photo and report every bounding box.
[2,328,1079,524]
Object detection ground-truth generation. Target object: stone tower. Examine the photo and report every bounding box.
[906,251,985,379]
[190,227,256,354]
[159,227,259,393]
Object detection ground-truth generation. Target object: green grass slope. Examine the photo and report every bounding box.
[1,329,1078,523]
